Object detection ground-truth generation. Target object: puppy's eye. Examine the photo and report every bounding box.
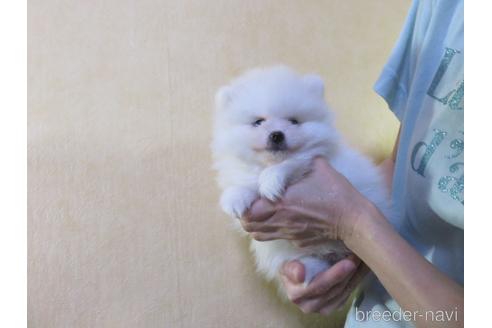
[289,118,299,125]
[252,118,265,127]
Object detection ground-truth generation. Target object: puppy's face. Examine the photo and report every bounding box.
[213,67,337,165]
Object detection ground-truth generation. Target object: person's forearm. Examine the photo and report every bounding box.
[346,205,463,328]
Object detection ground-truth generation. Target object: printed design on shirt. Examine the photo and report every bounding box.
[427,48,464,111]
[446,132,464,159]
[447,80,464,111]
[411,129,447,177]
[409,47,464,205]
[438,162,464,204]
[437,130,464,204]
[411,129,464,205]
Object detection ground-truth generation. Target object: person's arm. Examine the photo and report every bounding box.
[347,125,463,324]
[345,202,463,327]
[279,254,369,315]
[276,133,400,316]
[344,124,463,325]
[249,128,401,316]
[242,129,463,326]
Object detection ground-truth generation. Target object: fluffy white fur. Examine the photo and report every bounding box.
[212,66,391,297]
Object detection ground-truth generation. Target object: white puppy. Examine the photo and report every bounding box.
[212,66,391,296]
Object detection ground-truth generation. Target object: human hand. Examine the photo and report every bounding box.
[280,255,369,315]
[241,157,375,246]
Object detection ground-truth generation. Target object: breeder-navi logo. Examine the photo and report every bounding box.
[355,307,459,323]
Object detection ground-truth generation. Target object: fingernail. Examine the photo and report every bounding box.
[286,264,298,279]
[286,262,305,283]
[344,262,356,274]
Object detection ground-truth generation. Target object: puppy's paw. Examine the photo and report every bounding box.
[258,167,287,201]
[220,187,258,219]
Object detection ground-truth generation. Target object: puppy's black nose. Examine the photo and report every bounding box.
[269,131,285,144]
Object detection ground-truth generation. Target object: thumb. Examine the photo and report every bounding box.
[281,260,305,284]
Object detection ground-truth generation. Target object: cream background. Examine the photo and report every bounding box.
[28,1,409,327]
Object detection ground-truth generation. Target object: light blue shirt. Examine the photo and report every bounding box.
[345,0,463,326]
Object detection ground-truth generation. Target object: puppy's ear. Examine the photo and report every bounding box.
[302,74,325,98]
[215,85,234,110]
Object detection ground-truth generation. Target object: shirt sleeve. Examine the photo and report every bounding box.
[374,0,432,121]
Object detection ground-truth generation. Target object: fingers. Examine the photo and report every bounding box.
[317,262,371,316]
[295,279,350,313]
[318,290,352,316]
[280,256,369,316]
[291,236,328,248]
[344,261,370,294]
[240,220,276,233]
[241,219,292,233]
[249,231,286,241]
[241,217,318,241]
[301,258,358,299]
[280,258,355,304]
[289,265,356,314]
[292,261,369,315]
[293,259,359,314]
[281,260,305,284]
[248,231,315,242]
[242,198,276,222]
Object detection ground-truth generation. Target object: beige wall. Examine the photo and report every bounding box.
[28,1,409,327]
